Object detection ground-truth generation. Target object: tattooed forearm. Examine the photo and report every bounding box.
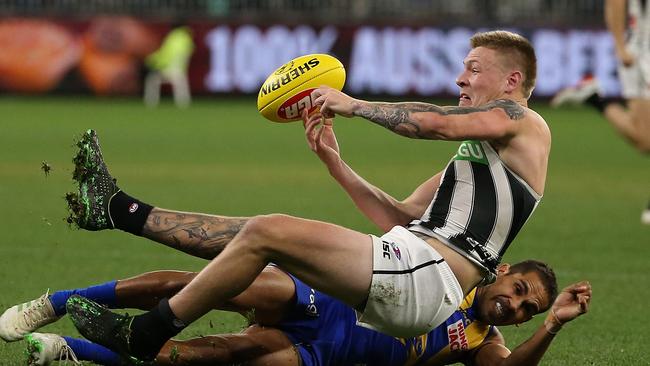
[143,208,248,260]
[353,99,525,138]
[353,102,442,138]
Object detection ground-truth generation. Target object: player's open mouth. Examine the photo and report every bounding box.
[460,93,471,102]
[495,299,505,319]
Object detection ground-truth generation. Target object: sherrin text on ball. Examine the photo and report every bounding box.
[257,54,346,122]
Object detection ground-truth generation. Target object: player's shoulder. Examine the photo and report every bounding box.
[483,99,526,121]
[485,99,549,134]
[523,106,551,137]
[488,100,550,145]
[523,105,545,122]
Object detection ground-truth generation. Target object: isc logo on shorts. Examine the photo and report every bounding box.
[382,240,401,260]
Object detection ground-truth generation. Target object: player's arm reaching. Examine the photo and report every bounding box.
[605,0,634,66]
[311,86,524,142]
[302,110,440,232]
[463,281,592,366]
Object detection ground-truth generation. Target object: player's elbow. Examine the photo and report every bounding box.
[377,216,410,233]
[410,113,452,140]
[371,208,414,233]
[381,203,421,231]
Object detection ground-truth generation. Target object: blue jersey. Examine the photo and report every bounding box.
[278,275,494,366]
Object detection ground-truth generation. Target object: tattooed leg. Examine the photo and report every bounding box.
[142,208,248,259]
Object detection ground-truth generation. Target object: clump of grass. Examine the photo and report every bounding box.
[64,192,82,228]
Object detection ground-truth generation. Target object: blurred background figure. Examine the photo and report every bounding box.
[551,0,650,224]
[143,24,195,108]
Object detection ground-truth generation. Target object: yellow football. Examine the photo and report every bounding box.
[257,54,346,123]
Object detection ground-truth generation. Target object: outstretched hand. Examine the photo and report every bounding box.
[551,281,591,324]
[311,86,359,118]
[302,109,341,169]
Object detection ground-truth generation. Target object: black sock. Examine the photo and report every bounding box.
[586,93,608,114]
[108,191,153,235]
[128,298,186,361]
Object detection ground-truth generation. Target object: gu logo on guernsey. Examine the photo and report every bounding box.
[447,319,469,351]
[454,140,488,165]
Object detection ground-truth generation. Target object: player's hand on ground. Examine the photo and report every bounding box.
[302,109,341,168]
[311,86,359,118]
[550,281,591,324]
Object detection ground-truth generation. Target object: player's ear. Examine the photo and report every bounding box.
[505,71,522,93]
[496,263,510,276]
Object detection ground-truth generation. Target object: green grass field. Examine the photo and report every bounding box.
[0,96,648,365]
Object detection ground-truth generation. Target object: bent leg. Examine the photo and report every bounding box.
[604,99,650,153]
[628,99,650,153]
[155,326,299,366]
[169,214,373,323]
[9,266,294,340]
[115,271,198,310]
[117,266,295,324]
[66,215,371,360]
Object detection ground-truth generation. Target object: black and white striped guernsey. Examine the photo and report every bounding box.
[408,140,542,280]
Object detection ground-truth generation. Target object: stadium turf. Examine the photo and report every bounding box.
[0,96,648,365]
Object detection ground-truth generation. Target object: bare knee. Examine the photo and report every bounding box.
[116,271,198,310]
[157,271,198,294]
[239,214,295,246]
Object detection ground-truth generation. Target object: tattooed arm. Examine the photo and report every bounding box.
[142,208,248,260]
[352,99,525,140]
[352,99,523,140]
[311,87,525,141]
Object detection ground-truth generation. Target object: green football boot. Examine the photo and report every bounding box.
[66,295,137,359]
[67,129,121,230]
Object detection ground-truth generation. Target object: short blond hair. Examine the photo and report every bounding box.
[470,30,537,99]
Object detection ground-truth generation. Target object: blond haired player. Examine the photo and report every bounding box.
[61,30,551,363]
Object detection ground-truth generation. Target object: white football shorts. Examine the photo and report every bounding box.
[618,51,650,99]
[356,226,463,338]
